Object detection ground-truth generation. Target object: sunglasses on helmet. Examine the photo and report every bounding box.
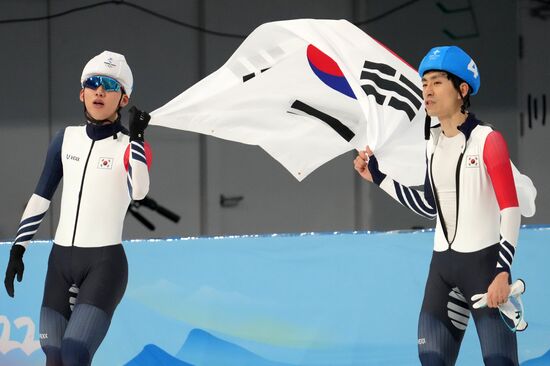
[82,75,123,93]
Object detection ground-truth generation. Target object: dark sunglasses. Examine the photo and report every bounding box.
[82,75,122,93]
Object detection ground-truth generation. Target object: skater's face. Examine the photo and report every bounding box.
[422,71,468,119]
[80,76,128,122]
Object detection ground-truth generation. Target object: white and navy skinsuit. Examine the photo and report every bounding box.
[13,118,151,366]
[369,114,520,366]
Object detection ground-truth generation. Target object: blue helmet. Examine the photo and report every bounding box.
[418,46,480,95]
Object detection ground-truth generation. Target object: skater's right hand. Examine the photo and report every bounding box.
[4,244,25,298]
[354,146,374,182]
[354,146,386,185]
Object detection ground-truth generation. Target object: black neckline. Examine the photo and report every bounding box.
[456,113,480,141]
[85,118,124,141]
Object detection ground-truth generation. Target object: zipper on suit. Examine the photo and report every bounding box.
[429,143,465,249]
[71,140,95,245]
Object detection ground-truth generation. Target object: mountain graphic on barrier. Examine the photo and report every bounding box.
[124,328,296,366]
[124,344,193,366]
[176,328,296,366]
[522,348,550,365]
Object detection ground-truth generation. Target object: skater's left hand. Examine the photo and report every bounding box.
[486,272,510,308]
[128,106,150,141]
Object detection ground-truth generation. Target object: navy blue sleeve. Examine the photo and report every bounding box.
[366,155,387,186]
[34,129,64,199]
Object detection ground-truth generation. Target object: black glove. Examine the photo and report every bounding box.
[4,244,25,298]
[128,106,151,141]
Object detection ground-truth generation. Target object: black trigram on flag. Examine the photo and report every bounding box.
[289,100,355,142]
[360,61,423,121]
[242,67,271,82]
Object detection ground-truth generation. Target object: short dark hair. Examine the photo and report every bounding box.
[445,72,471,114]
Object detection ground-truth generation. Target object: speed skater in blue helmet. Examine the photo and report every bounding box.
[355,44,522,365]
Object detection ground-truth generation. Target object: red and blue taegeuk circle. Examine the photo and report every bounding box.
[306,44,356,99]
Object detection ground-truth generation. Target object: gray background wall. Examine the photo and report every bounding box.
[0,0,547,241]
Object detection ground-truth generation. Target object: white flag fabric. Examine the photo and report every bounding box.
[511,163,537,217]
[150,18,536,217]
[150,19,427,185]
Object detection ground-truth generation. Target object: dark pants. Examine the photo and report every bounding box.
[39,244,128,366]
[418,244,518,366]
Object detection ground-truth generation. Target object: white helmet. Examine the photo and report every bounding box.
[80,51,133,96]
